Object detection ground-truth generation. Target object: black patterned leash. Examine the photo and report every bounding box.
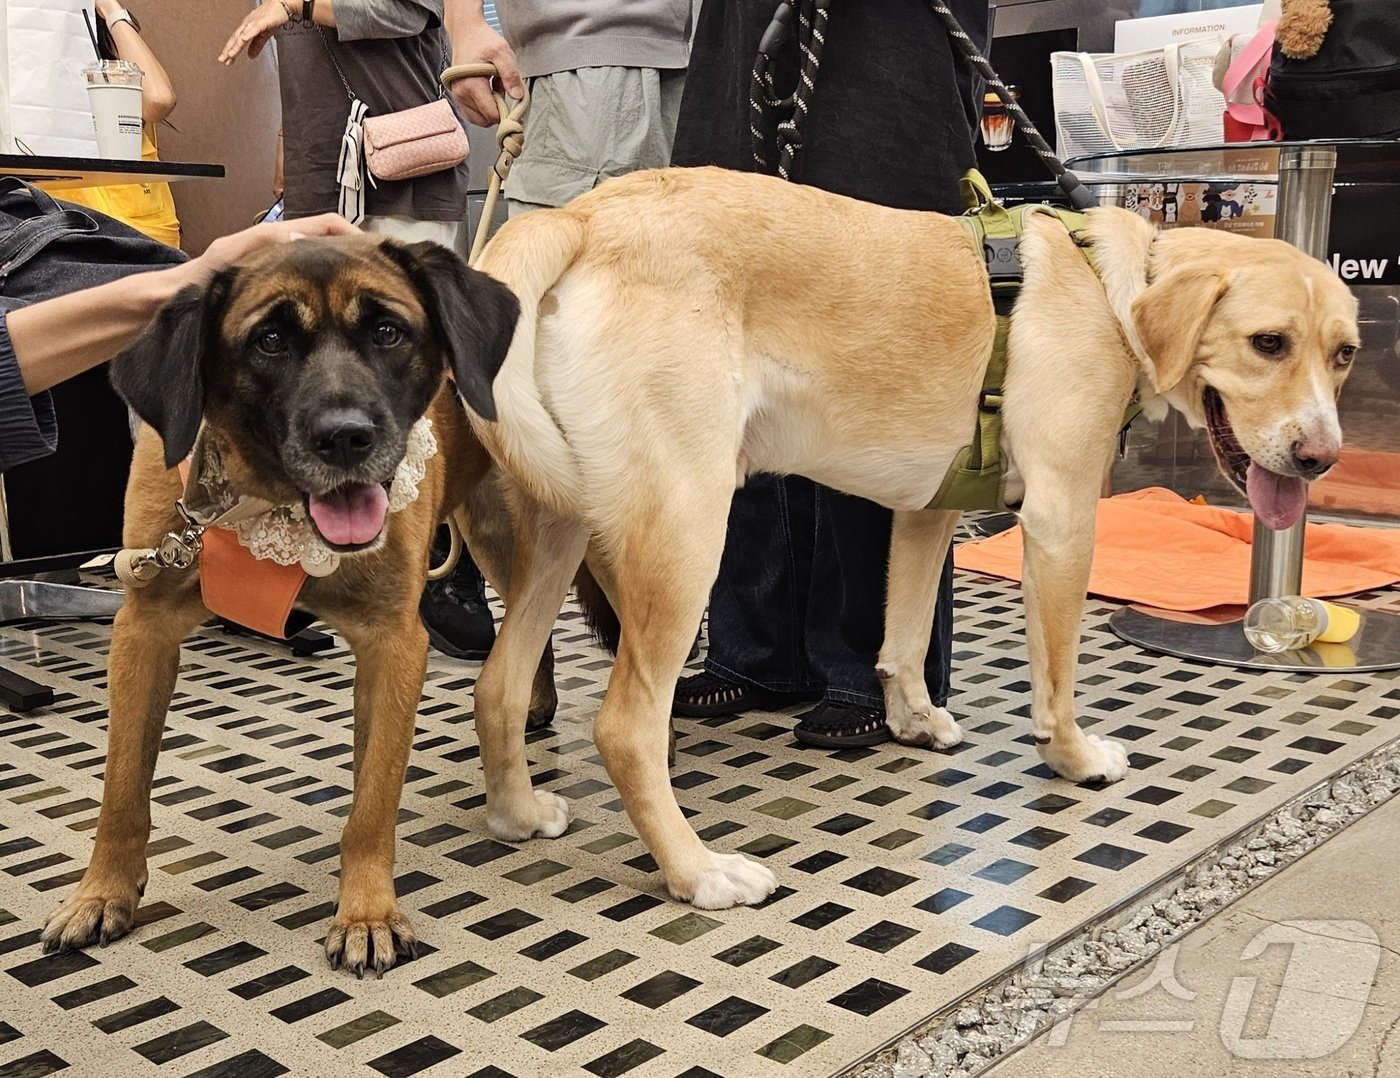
[926,0,1098,209]
[749,0,1099,208]
[750,0,830,180]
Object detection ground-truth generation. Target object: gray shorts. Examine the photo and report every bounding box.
[507,65,686,216]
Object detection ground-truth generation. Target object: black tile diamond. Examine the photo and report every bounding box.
[828,977,909,1016]
[686,996,768,1037]
[521,1009,606,1051]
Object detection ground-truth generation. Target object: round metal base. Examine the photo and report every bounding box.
[1109,605,1400,673]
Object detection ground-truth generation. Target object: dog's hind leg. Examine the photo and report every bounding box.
[459,474,558,730]
[41,588,206,953]
[1017,479,1130,784]
[326,613,430,976]
[474,498,588,843]
[588,504,777,910]
[879,508,964,749]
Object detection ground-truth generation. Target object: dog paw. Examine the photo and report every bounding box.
[325,908,418,978]
[41,883,141,953]
[887,705,964,750]
[488,790,571,842]
[673,852,777,910]
[1041,732,1130,784]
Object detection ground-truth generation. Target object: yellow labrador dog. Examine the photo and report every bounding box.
[460,166,1360,909]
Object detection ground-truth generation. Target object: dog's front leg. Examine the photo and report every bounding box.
[328,617,427,977]
[42,589,206,953]
[1018,489,1130,784]
[879,509,964,749]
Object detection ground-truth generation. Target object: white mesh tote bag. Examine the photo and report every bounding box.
[1052,40,1225,158]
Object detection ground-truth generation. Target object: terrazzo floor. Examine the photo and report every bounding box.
[1,571,1398,1078]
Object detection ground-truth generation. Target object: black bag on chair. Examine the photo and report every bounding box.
[0,179,186,559]
[1265,0,1400,140]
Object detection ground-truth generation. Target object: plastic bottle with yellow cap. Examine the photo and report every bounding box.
[1241,597,1361,654]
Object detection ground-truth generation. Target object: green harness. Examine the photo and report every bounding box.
[925,171,1096,511]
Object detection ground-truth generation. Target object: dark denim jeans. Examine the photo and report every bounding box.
[673,0,984,715]
[705,474,954,711]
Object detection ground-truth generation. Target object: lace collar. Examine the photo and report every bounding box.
[198,417,437,577]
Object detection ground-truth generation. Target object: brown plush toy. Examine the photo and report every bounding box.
[1277,0,1332,60]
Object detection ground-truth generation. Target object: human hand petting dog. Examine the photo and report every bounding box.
[177,212,357,288]
[8,214,358,396]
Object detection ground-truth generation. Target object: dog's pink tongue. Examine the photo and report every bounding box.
[307,483,389,546]
[1246,462,1307,531]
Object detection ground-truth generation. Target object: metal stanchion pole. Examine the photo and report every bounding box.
[1248,146,1336,604]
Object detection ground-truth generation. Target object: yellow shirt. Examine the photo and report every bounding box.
[56,126,181,248]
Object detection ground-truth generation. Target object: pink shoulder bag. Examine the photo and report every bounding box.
[318,29,468,216]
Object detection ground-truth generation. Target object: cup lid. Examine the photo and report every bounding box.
[82,59,142,74]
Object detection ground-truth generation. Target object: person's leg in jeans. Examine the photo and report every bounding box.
[362,214,497,660]
[677,475,823,714]
[794,485,954,745]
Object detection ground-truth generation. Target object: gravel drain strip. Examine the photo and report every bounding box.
[850,737,1400,1078]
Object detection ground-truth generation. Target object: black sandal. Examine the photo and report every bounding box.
[673,671,814,718]
[793,701,890,748]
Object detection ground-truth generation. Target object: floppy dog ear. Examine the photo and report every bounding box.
[1130,267,1230,394]
[389,240,520,422]
[110,276,225,469]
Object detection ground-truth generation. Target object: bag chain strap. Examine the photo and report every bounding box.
[316,27,448,104]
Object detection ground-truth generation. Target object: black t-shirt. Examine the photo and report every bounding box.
[277,18,469,221]
[671,0,987,215]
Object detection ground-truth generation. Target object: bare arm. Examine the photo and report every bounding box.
[220,0,338,65]
[95,0,176,125]
[221,0,444,63]
[9,214,357,394]
[9,270,185,394]
[442,0,523,126]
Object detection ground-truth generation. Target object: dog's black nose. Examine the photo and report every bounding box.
[1290,437,1338,478]
[310,409,377,467]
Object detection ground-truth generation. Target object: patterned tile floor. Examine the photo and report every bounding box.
[1,572,1398,1078]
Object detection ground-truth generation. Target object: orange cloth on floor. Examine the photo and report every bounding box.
[1307,445,1400,518]
[954,487,1400,611]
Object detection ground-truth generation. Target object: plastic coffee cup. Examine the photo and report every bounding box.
[82,60,144,159]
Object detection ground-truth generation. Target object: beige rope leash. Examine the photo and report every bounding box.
[115,435,279,589]
[425,62,529,579]
[440,62,529,264]
[424,511,461,583]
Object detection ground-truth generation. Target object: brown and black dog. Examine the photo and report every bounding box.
[39,235,532,976]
